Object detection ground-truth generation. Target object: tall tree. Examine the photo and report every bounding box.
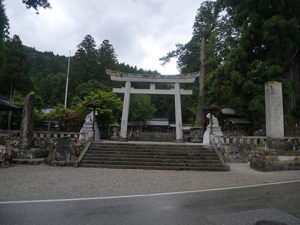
[70,35,99,101]
[2,35,31,129]
[98,39,118,85]
[0,0,9,77]
[193,1,220,128]
[160,1,222,126]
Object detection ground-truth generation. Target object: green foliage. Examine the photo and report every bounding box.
[45,104,66,121]
[35,73,66,107]
[1,35,32,97]
[75,79,110,99]
[129,95,156,121]
[77,90,122,126]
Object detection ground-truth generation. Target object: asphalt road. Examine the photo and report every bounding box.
[1,181,300,225]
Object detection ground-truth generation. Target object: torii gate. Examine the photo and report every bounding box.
[106,69,200,142]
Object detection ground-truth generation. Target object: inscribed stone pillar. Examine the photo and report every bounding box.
[20,92,35,149]
[265,81,284,139]
[174,82,183,141]
[120,81,131,139]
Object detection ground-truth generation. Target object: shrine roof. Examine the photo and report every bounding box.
[106,69,200,83]
[0,98,22,111]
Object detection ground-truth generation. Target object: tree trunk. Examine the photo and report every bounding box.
[287,59,299,113]
[195,37,206,127]
[7,83,16,130]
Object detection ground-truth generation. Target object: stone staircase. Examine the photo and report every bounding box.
[79,142,227,171]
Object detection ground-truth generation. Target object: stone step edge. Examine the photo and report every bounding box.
[80,160,223,167]
[82,157,220,162]
[79,164,225,171]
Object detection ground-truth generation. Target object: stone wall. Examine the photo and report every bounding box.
[1,131,80,160]
[214,136,300,163]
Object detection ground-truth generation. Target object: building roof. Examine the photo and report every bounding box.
[41,108,54,114]
[0,98,22,111]
[221,107,236,115]
[128,121,146,127]
[146,118,169,126]
[170,123,193,130]
[228,118,251,124]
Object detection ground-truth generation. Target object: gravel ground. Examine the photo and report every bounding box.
[0,163,300,201]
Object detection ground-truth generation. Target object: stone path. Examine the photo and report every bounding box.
[0,163,299,201]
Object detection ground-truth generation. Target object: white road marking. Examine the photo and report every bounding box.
[1,179,300,205]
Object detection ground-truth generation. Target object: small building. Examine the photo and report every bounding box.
[221,107,251,136]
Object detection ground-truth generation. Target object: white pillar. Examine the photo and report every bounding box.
[265,81,284,139]
[174,82,183,141]
[120,81,131,139]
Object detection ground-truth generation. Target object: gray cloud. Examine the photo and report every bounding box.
[5,0,202,74]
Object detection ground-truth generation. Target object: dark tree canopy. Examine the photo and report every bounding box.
[22,0,51,12]
[0,0,9,41]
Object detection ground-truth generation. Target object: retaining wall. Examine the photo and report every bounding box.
[213,136,300,163]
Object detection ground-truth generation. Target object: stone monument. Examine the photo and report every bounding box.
[20,92,35,150]
[203,113,223,144]
[78,111,100,142]
[265,81,284,139]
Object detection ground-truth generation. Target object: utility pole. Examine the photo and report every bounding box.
[64,51,71,108]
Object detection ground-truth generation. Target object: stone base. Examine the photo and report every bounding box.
[264,139,293,151]
[175,139,184,143]
[13,158,44,165]
[118,136,128,142]
[110,135,119,140]
[190,128,203,143]
[250,151,300,171]
[14,148,48,159]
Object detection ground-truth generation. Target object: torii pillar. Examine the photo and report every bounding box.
[174,82,183,141]
[120,81,131,140]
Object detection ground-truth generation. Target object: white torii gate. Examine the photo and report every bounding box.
[106,70,200,142]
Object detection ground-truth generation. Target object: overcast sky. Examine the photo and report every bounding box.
[5,0,203,74]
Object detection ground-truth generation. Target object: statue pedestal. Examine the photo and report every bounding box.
[110,127,119,140]
[190,128,203,143]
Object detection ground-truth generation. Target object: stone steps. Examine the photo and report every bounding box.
[79,142,226,171]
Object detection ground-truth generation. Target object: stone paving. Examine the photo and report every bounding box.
[0,163,300,202]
